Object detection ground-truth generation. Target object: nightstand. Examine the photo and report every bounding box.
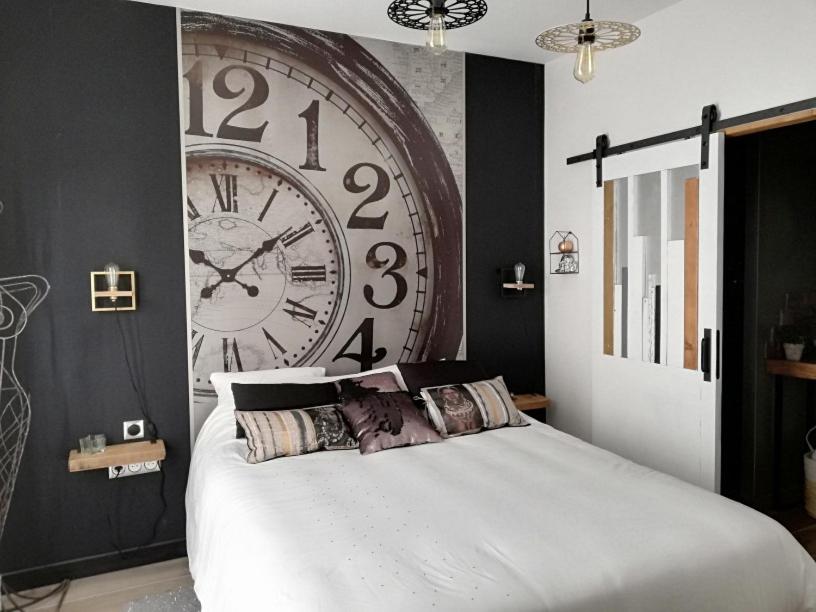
[512,393,551,422]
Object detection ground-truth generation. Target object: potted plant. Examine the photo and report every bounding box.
[779,326,807,362]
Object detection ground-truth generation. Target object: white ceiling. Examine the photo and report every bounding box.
[129,0,684,64]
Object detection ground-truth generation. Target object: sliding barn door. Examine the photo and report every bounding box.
[591,135,724,492]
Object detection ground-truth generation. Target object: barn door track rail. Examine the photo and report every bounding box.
[567,96,816,186]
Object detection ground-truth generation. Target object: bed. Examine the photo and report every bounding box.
[187,402,816,611]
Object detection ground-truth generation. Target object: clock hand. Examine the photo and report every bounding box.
[200,278,224,299]
[189,249,229,279]
[227,230,289,277]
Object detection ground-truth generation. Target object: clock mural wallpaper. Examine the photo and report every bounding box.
[180,12,464,434]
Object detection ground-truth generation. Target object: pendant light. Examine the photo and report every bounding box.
[536,0,641,84]
[388,0,488,55]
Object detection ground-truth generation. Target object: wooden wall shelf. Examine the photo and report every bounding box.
[68,439,165,473]
[766,360,816,381]
[513,393,551,412]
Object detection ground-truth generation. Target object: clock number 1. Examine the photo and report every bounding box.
[298,100,326,172]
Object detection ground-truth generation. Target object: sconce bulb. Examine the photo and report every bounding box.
[426,13,447,55]
[514,262,526,285]
[573,41,595,84]
[104,262,120,300]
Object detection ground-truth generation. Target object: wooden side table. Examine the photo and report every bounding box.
[512,394,551,421]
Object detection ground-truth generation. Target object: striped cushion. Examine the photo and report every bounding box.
[420,376,527,438]
[236,405,357,464]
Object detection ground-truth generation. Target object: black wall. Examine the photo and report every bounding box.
[0,1,545,584]
[0,0,189,583]
[723,121,816,509]
[465,55,545,396]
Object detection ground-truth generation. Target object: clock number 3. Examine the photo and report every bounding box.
[364,242,407,309]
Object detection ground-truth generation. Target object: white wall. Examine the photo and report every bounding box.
[545,0,816,443]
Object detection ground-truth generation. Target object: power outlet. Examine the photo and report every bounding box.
[108,461,161,479]
[123,419,144,440]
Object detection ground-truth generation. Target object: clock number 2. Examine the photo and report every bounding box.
[183,60,269,142]
[333,318,387,372]
[364,242,407,309]
[344,163,391,230]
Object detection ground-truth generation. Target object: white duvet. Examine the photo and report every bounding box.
[187,407,816,612]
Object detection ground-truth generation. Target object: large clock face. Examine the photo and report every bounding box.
[181,16,462,403]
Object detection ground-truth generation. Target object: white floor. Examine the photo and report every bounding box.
[2,558,192,612]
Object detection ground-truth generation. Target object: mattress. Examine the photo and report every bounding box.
[187,406,816,611]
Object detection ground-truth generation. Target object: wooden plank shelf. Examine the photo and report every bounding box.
[513,393,551,412]
[766,360,816,381]
[68,440,166,473]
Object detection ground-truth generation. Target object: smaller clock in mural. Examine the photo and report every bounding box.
[186,146,348,386]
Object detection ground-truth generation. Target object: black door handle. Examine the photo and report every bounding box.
[701,328,712,382]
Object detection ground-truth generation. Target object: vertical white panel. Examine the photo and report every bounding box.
[666,240,685,368]
[659,170,669,365]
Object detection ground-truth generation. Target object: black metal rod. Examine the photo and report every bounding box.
[566,95,816,166]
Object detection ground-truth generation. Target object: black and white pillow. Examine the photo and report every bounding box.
[420,376,527,438]
[236,405,357,464]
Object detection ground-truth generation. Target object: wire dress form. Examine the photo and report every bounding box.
[0,275,49,545]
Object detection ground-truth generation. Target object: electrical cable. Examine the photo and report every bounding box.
[104,307,168,559]
[1,579,70,611]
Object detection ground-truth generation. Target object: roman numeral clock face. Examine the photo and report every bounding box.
[182,18,462,404]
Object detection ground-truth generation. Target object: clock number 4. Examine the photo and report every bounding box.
[283,298,320,327]
[333,318,387,372]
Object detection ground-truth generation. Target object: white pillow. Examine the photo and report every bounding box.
[210,367,326,410]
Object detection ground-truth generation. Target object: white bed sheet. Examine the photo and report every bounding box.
[187,407,816,612]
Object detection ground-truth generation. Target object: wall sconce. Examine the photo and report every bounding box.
[500,262,535,298]
[90,262,137,312]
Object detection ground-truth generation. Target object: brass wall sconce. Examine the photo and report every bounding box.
[90,262,137,312]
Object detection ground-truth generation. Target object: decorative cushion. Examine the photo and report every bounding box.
[397,360,488,396]
[236,406,358,464]
[420,376,527,438]
[339,391,442,455]
[232,382,339,438]
[211,367,326,410]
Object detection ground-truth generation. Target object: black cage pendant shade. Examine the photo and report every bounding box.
[388,0,488,55]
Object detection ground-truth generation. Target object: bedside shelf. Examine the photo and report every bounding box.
[68,440,166,473]
[513,393,551,412]
[767,359,816,381]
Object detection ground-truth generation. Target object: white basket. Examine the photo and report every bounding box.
[805,426,816,518]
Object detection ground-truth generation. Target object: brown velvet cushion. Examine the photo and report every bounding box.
[334,371,403,397]
[339,391,442,455]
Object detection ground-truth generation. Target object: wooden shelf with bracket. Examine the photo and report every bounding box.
[68,439,165,473]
